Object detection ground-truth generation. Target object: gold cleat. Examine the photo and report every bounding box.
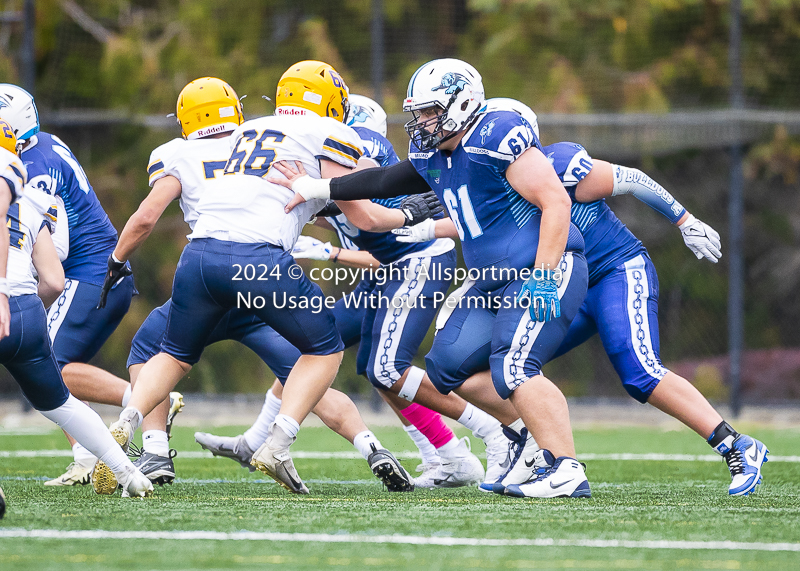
[166,392,185,439]
[92,460,119,495]
[91,418,135,495]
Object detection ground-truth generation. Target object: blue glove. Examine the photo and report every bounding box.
[517,277,561,322]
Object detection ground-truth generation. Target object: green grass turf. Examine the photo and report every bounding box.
[1,424,799,570]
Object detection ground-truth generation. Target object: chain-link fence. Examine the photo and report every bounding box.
[1,0,799,404]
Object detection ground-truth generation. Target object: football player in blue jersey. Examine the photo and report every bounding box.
[274,59,593,498]
[289,94,511,488]
[0,84,143,487]
[396,99,767,496]
[0,121,153,499]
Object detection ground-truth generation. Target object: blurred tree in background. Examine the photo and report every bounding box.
[0,0,798,400]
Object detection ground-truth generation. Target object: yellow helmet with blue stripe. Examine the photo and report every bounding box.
[176,77,243,140]
[275,61,350,123]
[0,119,17,155]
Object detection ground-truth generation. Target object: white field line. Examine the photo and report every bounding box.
[1,450,799,462]
[0,529,798,552]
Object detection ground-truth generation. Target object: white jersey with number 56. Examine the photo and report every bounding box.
[189,115,363,250]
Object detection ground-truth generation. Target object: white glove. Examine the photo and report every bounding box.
[391,219,437,243]
[291,236,334,261]
[679,214,722,263]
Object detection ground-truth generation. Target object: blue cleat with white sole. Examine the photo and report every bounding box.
[505,456,591,499]
[724,434,768,496]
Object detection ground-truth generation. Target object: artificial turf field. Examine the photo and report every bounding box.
[1,423,798,571]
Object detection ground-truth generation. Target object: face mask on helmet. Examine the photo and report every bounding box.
[403,59,485,151]
[275,61,351,123]
[0,84,39,145]
[176,77,244,140]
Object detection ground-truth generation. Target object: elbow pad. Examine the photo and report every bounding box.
[611,164,686,224]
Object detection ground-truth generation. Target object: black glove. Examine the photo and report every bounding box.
[96,255,132,309]
[400,191,443,226]
[315,202,342,218]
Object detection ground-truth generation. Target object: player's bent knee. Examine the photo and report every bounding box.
[624,374,663,404]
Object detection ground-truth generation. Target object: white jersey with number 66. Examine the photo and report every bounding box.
[190,115,363,250]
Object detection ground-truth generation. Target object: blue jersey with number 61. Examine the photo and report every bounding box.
[409,110,584,274]
[21,132,119,285]
[544,141,645,287]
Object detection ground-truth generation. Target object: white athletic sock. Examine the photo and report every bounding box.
[457,403,502,440]
[436,436,466,459]
[353,430,383,460]
[41,395,135,477]
[273,414,300,440]
[243,388,282,450]
[121,385,132,408]
[404,425,440,465]
[99,445,134,477]
[508,418,525,433]
[142,430,170,457]
[119,407,143,431]
[72,442,97,469]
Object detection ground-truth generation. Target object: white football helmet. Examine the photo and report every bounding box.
[347,94,388,137]
[403,59,485,150]
[485,97,540,140]
[0,84,39,144]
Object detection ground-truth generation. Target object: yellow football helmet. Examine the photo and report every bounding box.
[275,61,350,122]
[176,77,244,140]
[0,119,17,155]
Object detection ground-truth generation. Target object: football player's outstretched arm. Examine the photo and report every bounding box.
[574,158,721,263]
[32,227,65,307]
[0,180,11,339]
[273,159,430,213]
[506,147,572,270]
[113,175,183,263]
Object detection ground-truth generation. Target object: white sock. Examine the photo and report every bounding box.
[508,418,525,433]
[72,442,97,469]
[99,445,134,477]
[273,414,300,440]
[352,430,382,461]
[142,430,170,456]
[121,385,132,408]
[243,388,282,450]
[41,395,134,476]
[457,403,502,440]
[436,436,465,459]
[404,425,440,465]
[120,407,143,431]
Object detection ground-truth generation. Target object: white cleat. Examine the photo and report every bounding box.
[412,462,443,489]
[490,426,542,494]
[250,425,309,494]
[434,437,485,488]
[118,467,154,498]
[480,426,512,492]
[91,418,135,495]
[505,456,591,499]
[44,462,93,487]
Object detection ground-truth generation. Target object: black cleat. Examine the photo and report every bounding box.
[367,445,415,492]
[132,450,177,486]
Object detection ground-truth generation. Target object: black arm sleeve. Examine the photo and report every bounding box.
[330,159,431,201]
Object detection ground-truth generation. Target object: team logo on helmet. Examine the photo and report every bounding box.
[480,119,495,145]
[0,96,10,110]
[349,107,370,125]
[432,73,469,95]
